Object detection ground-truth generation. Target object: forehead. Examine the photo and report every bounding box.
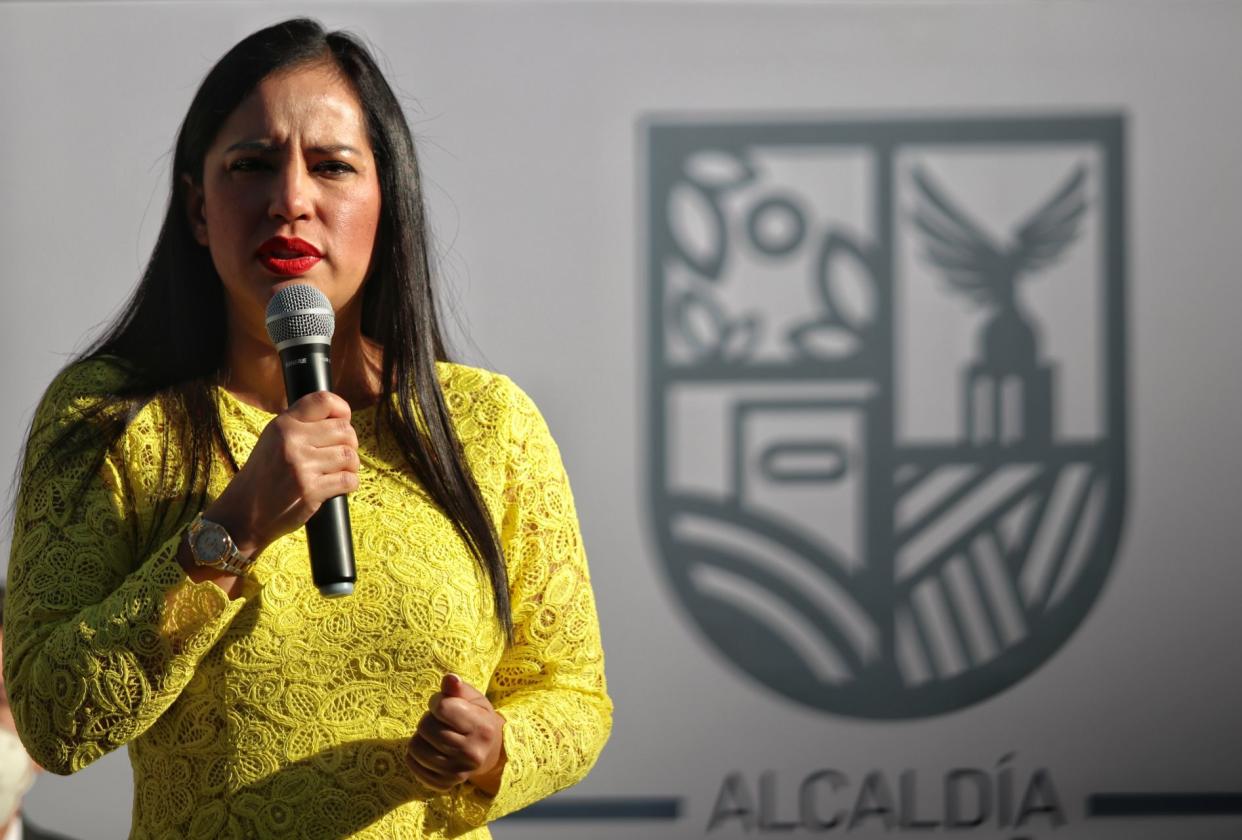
[215,61,370,148]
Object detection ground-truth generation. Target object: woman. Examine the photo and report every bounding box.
[4,17,610,839]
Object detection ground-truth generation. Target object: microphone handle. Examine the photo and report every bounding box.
[279,342,357,597]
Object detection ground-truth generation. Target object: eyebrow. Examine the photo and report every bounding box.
[225,140,362,156]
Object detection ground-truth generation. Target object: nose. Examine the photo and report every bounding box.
[268,159,313,223]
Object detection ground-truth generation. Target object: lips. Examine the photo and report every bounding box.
[257,236,322,276]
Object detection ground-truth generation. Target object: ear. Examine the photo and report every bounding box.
[182,173,209,247]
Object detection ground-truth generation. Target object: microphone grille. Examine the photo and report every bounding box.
[265,284,335,348]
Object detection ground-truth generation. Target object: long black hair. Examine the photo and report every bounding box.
[23,18,513,644]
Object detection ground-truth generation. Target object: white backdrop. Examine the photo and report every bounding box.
[2,2,1241,838]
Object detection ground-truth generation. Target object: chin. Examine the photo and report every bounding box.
[269,277,320,297]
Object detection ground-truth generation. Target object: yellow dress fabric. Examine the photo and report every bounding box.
[4,358,612,839]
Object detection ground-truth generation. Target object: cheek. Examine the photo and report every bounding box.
[205,186,261,257]
[335,194,382,255]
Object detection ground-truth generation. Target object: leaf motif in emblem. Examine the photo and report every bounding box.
[668,182,727,279]
[671,288,726,359]
[685,149,755,190]
[787,320,860,360]
[816,232,879,331]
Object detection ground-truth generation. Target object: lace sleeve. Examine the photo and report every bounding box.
[445,377,613,826]
[3,362,256,774]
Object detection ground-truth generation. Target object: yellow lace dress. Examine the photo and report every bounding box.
[4,359,612,839]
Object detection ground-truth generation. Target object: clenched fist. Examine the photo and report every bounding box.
[406,674,507,795]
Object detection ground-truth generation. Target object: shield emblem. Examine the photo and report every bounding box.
[645,116,1126,718]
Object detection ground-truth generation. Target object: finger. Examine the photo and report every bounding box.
[408,733,473,774]
[417,713,501,777]
[441,673,489,704]
[439,674,496,720]
[304,442,360,475]
[406,738,469,788]
[288,390,351,423]
[307,415,358,448]
[428,695,487,734]
[406,757,461,793]
[428,684,493,718]
[289,465,359,513]
[293,418,358,455]
[407,740,469,775]
[307,468,360,502]
[416,714,470,755]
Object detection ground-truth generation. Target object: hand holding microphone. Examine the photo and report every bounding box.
[202,284,358,597]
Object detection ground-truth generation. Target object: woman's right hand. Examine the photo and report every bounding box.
[201,390,360,560]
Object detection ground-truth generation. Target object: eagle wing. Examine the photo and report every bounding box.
[1012,164,1088,273]
[909,166,1004,301]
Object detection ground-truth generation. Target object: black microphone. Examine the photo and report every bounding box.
[264,284,356,597]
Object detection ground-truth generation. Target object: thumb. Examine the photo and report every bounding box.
[441,673,489,705]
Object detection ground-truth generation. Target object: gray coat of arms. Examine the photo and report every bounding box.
[645,115,1126,718]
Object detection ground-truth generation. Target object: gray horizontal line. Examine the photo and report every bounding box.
[500,797,682,820]
[1088,793,1242,818]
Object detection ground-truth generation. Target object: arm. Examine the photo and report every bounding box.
[445,377,613,826]
[3,363,257,774]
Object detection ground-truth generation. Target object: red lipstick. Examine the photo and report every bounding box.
[257,236,322,276]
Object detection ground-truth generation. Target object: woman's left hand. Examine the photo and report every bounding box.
[406,674,507,795]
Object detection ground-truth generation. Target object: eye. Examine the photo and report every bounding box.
[227,158,266,172]
[317,161,356,175]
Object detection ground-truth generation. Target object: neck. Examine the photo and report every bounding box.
[222,317,384,414]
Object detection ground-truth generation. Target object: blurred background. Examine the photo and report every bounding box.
[2,1,1241,838]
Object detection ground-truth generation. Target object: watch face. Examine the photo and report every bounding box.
[193,526,228,564]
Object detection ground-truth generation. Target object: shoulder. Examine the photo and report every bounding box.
[435,360,539,420]
[433,361,552,449]
[27,356,135,452]
[37,355,132,416]
[436,360,514,401]
[22,357,178,493]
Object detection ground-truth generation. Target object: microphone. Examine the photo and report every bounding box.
[264,284,356,597]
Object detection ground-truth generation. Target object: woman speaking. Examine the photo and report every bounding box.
[4,17,611,839]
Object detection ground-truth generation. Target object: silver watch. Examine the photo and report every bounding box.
[186,514,255,576]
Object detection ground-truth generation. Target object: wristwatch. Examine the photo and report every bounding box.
[186,513,256,577]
